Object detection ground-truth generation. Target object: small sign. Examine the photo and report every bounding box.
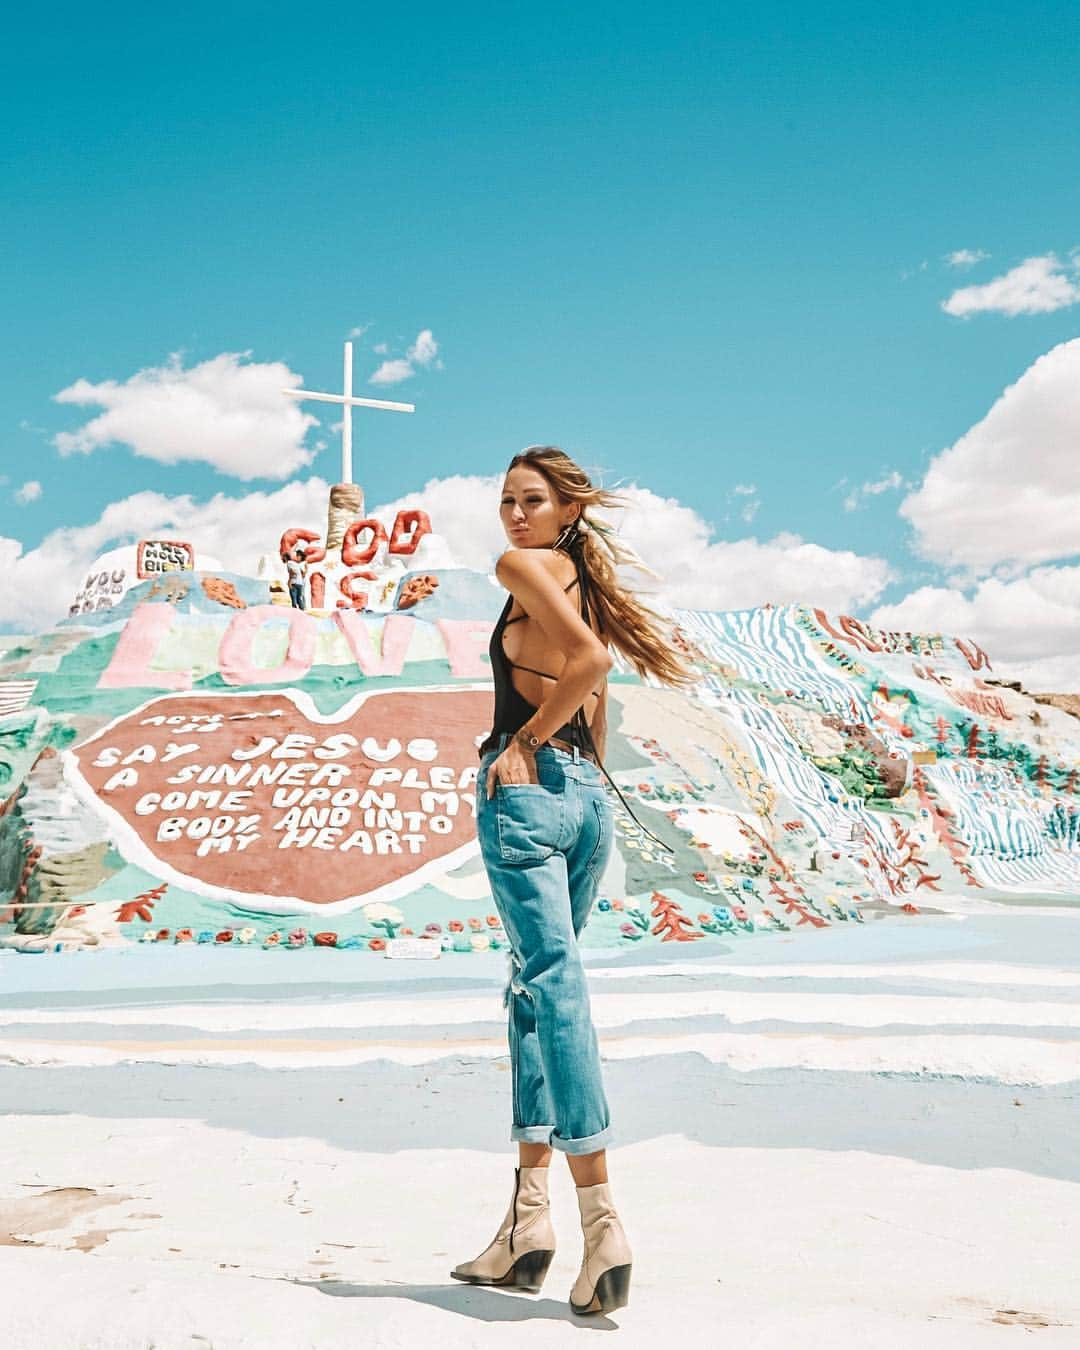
[384,936,442,960]
[137,539,195,579]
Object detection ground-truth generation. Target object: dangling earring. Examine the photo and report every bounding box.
[554,520,578,553]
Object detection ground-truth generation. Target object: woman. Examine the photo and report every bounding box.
[450,446,697,1315]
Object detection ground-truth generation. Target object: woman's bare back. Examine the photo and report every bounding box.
[501,550,605,734]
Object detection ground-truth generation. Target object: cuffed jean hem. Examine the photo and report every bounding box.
[510,1124,557,1144]
[550,1125,614,1156]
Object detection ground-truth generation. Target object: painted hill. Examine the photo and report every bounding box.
[1,503,1077,956]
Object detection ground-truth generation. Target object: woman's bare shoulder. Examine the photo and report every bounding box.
[496,547,575,586]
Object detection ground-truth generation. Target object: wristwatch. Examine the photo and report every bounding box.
[515,728,542,752]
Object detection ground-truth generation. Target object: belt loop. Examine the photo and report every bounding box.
[572,744,580,763]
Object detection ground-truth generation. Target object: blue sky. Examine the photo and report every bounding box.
[3,1,1080,681]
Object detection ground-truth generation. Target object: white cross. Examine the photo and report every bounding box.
[282,341,415,485]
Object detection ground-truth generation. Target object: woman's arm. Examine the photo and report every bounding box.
[486,550,612,796]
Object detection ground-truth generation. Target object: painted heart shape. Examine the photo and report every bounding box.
[66,687,492,909]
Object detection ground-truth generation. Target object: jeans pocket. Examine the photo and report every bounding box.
[584,796,612,888]
[496,783,564,863]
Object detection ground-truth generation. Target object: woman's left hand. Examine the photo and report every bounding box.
[486,742,539,798]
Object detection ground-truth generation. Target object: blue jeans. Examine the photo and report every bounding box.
[476,735,615,1155]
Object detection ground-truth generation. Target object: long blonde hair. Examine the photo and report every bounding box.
[507,446,700,690]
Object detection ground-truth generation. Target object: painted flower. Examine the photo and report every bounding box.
[470,933,491,951]
[174,928,194,943]
[485,914,501,927]
[424,922,443,934]
[400,927,414,937]
[236,927,257,944]
[263,931,282,947]
[362,902,404,925]
[368,937,387,951]
[611,899,624,911]
[448,919,464,932]
[155,928,171,942]
[467,917,483,931]
[215,930,234,943]
[197,930,215,943]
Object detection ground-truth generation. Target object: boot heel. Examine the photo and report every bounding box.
[571,1262,632,1315]
[594,1262,632,1312]
[508,1247,555,1292]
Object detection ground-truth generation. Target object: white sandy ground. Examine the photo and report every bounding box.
[1,1127,1079,1349]
[1,911,1079,1347]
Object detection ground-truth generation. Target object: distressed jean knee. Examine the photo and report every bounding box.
[502,949,529,1009]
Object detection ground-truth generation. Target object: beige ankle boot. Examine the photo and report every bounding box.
[450,1165,556,1292]
[569,1181,633,1315]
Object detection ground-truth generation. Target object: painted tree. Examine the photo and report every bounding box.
[649,892,704,942]
[767,878,828,927]
[116,883,168,924]
[912,769,981,888]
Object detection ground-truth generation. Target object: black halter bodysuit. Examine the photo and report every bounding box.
[478,540,675,854]
[479,572,600,758]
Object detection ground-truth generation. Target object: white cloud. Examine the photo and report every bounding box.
[0,473,892,634]
[726,483,760,524]
[0,478,334,631]
[842,469,905,513]
[373,343,389,355]
[945,249,989,269]
[900,338,1080,570]
[409,330,439,367]
[870,564,1080,691]
[942,253,1080,317]
[348,323,373,339]
[380,477,893,610]
[369,329,441,386]
[14,481,42,504]
[382,478,889,610]
[53,352,319,480]
[368,359,415,387]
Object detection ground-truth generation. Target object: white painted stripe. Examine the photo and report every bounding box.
[0,1032,1075,1083]
[587,961,1080,987]
[4,989,1080,1031]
